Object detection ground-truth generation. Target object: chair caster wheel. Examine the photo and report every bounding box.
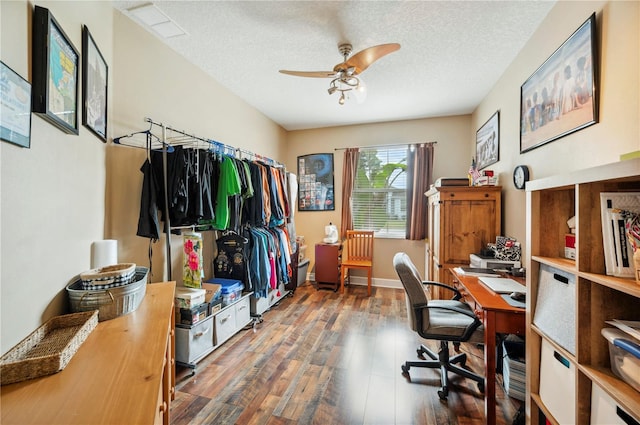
[417,348,426,360]
[401,365,411,382]
[477,381,485,393]
[438,388,448,400]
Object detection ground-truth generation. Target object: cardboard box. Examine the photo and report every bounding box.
[564,234,576,259]
[175,286,206,309]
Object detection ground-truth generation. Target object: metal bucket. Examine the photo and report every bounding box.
[66,267,148,321]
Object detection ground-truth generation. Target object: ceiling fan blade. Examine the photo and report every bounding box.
[334,43,401,74]
[279,70,336,78]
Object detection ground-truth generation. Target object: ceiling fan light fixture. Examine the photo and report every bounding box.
[338,92,346,105]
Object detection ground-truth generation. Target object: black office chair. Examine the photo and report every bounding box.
[393,252,485,400]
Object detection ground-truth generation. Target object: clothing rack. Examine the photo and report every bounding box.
[114,117,283,167]
[114,117,285,279]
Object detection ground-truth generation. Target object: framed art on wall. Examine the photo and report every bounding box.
[520,13,598,153]
[32,5,79,135]
[476,111,499,170]
[82,25,108,142]
[0,61,32,148]
[297,153,335,211]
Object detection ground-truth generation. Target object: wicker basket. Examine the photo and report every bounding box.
[0,310,98,385]
[80,263,136,289]
[67,267,148,321]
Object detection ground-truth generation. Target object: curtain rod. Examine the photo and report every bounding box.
[334,141,437,151]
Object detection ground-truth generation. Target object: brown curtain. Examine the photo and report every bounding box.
[340,148,360,239]
[406,143,434,240]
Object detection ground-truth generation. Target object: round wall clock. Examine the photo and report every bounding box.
[513,165,530,190]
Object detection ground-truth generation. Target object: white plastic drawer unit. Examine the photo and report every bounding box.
[175,315,214,364]
[235,296,251,329]
[214,306,237,346]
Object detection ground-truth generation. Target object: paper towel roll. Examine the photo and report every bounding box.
[91,240,118,269]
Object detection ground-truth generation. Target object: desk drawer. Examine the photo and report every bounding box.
[452,280,483,320]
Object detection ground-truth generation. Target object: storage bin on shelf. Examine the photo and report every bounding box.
[591,381,638,424]
[539,338,575,424]
[206,277,244,306]
[533,264,576,354]
[601,327,640,392]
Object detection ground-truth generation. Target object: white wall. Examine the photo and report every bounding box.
[107,10,287,283]
[1,0,112,352]
[472,0,640,248]
[285,115,472,280]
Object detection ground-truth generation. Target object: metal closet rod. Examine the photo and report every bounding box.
[144,117,282,166]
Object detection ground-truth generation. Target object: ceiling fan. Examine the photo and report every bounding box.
[279,43,401,105]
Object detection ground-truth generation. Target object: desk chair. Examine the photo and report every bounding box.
[393,252,485,400]
[340,230,374,295]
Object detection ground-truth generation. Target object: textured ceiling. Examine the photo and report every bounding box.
[113,1,556,131]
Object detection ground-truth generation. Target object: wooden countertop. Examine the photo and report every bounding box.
[0,281,175,425]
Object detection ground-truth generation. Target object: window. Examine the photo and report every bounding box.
[351,146,408,238]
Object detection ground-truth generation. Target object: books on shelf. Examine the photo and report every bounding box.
[599,192,640,277]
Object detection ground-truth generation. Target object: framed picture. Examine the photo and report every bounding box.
[82,26,108,142]
[0,62,32,148]
[32,5,79,135]
[476,111,499,170]
[82,25,109,143]
[297,153,335,211]
[520,13,598,153]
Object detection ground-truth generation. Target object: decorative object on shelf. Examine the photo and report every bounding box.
[476,111,499,170]
[297,153,335,211]
[183,232,204,288]
[0,310,98,385]
[513,165,530,190]
[490,236,522,262]
[520,13,598,153]
[467,157,480,186]
[0,61,32,148]
[82,26,108,142]
[32,5,79,135]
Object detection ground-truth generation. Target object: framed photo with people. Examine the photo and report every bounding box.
[520,13,598,153]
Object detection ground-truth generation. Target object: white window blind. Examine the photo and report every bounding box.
[351,146,408,238]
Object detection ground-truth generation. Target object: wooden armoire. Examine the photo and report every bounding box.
[425,185,502,299]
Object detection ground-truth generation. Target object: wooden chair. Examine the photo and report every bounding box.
[340,230,374,295]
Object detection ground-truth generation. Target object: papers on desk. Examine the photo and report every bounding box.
[454,267,500,277]
[478,276,525,294]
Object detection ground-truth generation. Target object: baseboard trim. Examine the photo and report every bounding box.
[308,273,401,290]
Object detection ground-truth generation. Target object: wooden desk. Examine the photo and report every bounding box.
[449,269,525,425]
[0,282,176,425]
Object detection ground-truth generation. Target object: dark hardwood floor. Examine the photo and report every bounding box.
[172,282,521,425]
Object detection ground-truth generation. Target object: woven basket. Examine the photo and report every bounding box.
[0,310,98,385]
[80,263,136,288]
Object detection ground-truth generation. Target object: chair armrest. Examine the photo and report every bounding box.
[421,280,462,301]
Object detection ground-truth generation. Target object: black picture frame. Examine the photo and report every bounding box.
[520,13,598,153]
[0,61,32,148]
[82,26,108,142]
[297,153,335,211]
[476,111,499,170]
[32,5,79,135]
